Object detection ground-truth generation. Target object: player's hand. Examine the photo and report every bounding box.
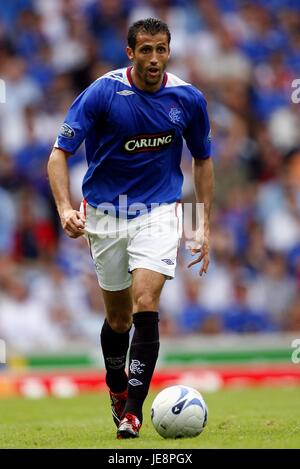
[187,230,210,276]
[61,209,86,239]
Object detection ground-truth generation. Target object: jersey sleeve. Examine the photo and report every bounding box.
[54,80,105,154]
[183,89,211,159]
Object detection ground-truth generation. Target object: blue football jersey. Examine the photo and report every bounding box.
[55,67,211,218]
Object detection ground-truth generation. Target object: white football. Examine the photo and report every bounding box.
[151,385,208,439]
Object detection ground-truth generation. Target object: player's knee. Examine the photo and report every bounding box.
[134,291,158,311]
[107,315,132,333]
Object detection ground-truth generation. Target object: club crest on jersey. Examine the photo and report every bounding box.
[59,123,75,138]
[124,130,175,153]
[169,107,181,124]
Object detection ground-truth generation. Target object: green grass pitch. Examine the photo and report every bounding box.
[0,387,300,449]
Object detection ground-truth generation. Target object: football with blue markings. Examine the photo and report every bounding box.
[151,385,208,439]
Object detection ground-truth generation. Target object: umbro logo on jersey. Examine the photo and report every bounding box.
[124,130,175,153]
[116,90,135,96]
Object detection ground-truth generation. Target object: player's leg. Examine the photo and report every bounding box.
[101,287,132,393]
[92,249,132,427]
[117,268,165,439]
[100,287,133,426]
[82,202,133,426]
[117,202,182,438]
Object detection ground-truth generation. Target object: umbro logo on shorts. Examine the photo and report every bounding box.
[161,258,175,265]
[124,130,175,153]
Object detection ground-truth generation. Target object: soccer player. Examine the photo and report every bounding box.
[47,18,214,439]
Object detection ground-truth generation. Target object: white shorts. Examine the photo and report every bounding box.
[81,201,182,291]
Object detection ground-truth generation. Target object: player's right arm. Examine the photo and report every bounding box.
[47,79,104,238]
[47,147,86,239]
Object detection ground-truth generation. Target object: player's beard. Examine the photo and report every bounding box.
[139,63,166,88]
[145,76,161,86]
[144,68,162,85]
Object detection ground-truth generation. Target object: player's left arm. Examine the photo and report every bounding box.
[188,156,214,276]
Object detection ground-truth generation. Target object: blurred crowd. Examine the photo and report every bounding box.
[0,0,300,352]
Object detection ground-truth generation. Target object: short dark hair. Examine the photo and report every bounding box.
[127,18,171,50]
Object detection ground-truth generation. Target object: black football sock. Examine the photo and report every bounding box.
[100,319,131,393]
[124,311,160,423]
